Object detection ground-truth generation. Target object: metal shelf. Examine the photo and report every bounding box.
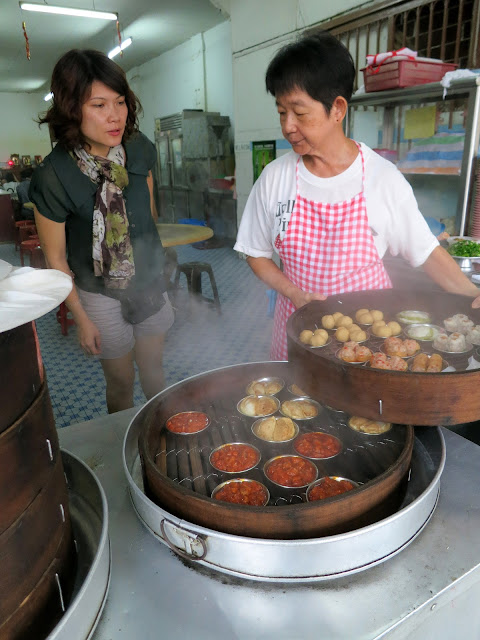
[347,77,480,236]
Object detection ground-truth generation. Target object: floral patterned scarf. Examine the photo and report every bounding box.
[72,145,135,290]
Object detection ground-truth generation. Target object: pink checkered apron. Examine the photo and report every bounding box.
[271,144,392,360]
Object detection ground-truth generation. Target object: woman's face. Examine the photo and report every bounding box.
[81,80,128,157]
[276,88,341,156]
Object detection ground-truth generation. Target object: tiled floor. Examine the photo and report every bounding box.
[0,242,273,428]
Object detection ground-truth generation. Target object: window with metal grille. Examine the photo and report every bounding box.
[308,0,479,91]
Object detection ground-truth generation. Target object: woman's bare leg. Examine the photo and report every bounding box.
[134,334,167,400]
[100,351,135,413]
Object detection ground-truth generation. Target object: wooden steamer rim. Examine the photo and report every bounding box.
[138,361,414,540]
[286,289,480,426]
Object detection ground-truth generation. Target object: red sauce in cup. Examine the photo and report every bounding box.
[210,443,260,473]
[266,455,317,488]
[308,477,355,501]
[213,480,268,506]
[166,411,209,434]
[294,432,342,459]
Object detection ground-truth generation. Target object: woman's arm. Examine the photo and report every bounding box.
[147,171,158,221]
[247,256,326,309]
[34,206,102,355]
[422,246,480,307]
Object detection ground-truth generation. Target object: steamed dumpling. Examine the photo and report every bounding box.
[358,312,374,325]
[374,325,392,338]
[310,332,328,346]
[299,330,314,344]
[336,315,353,328]
[350,329,367,342]
[321,315,335,329]
[387,321,402,336]
[335,327,350,342]
[355,308,369,321]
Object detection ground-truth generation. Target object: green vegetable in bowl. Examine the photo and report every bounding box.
[448,239,480,257]
[396,310,431,324]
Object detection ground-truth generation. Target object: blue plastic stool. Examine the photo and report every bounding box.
[178,218,207,227]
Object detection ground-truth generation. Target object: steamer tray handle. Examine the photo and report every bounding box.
[160,519,207,561]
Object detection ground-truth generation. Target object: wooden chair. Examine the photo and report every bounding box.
[0,194,16,243]
[15,220,36,250]
[29,246,47,269]
[19,237,42,266]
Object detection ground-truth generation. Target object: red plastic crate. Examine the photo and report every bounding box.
[362,59,458,92]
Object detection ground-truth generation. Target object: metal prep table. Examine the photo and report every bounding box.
[59,410,480,640]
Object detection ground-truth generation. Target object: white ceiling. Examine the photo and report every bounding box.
[1,0,229,94]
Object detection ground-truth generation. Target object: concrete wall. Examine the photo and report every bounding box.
[127,21,234,145]
[0,92,52,166]
[126,0,374,225]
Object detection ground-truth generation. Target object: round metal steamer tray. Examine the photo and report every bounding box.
[287,289,480,426]
[123,365,446,583]
[47,450,110,640]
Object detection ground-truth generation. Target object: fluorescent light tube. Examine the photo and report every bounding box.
[108,37,132,59]
[20,3,117,20]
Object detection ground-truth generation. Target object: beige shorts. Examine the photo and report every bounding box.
[77,288,175,360]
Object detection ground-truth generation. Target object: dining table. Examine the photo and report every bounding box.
[156,223,213,248]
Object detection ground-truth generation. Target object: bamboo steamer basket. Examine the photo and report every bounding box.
[0,380,61,535]
[286,289,480,426]
[138,361,414,540]
[0,322,42,433]
[0,322,76,640]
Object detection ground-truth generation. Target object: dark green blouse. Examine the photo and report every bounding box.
[29,132,165,294]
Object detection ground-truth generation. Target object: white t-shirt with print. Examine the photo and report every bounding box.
[234,143,438,269]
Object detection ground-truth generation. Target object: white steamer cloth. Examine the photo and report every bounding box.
[0,259,12,281]
[0,266,72,333]
[234,144,439,269]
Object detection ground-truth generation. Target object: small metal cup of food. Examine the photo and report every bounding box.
[335,344,371,364]
[280,397,322,420]
[211,478,270,506]
[237,394,280,418]
[251,415,299,443]
[287,383,309,397]
[306,476,359,502]
[293,431,342,460]
[263,454,318,489]
[245,376,285,396]
[403,323,445,342]
[347,416,392,436]
[409,352,449,373]
[165,411,210,435]
[209,442,261,474]
[396,310,432,325]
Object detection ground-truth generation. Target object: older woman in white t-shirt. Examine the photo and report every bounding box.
[234,31,480,360]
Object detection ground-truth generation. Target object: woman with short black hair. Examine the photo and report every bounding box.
[235,31,480,360]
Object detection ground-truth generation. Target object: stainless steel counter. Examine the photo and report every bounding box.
[59,410,480,640]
